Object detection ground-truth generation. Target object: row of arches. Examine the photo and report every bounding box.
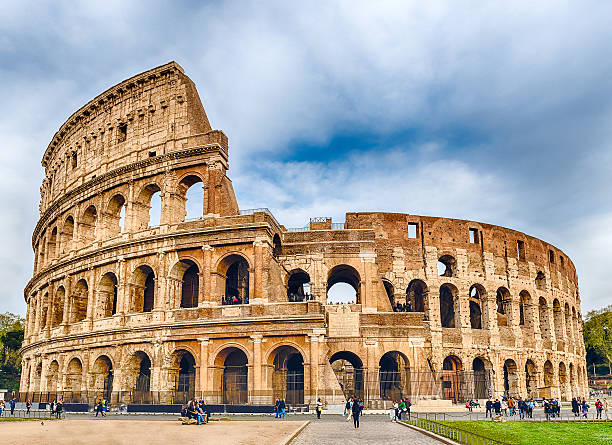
[34,173,217,274]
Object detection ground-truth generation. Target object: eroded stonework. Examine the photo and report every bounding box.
[20,62,588,407]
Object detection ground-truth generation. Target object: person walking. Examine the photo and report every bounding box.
[274,398,280,418]
[26,399,32,415]
[571,397,579,417]
[346,397,353,421]
[0,399,5,416]
[279,398,286,419]
[316,398,323,419]
[405,398,411,420]
[398,399,406,420]
[351,396,362,428]
[55,399,63,419]
[95,400,103,417]
[595,399,603,420]
[581,399,590,419]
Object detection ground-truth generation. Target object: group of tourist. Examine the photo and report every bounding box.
[344,397,364,428]
[392,302,413,312]
[391,398,412,420]
[274,398,287,418]
[464,399,481,411]
[593,398,609,419]
[485,397,537,419]
[94,398,108,417]
[288,293,315,302]
[222,295,248,305]
[182,398,208,425]
[49,399,64,418]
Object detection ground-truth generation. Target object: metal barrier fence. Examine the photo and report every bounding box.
[402,414,510,445]
[0,409,58,419]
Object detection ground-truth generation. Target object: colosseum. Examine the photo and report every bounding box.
[19,62,588,410]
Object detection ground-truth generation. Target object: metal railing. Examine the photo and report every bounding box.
[0,409,58,419]
[402,414,510,445]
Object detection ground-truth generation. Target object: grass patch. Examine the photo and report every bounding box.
[430,420,612,445]
[0,417,43,422]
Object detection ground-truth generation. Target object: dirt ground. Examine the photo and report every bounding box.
[0,419,307,445]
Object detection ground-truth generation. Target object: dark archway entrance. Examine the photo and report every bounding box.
[379,351,410,401]
[442,356,463,403]
[222,349,248,404]
[272,346,304,405]
[174,351,196,403]
[330,351,364,399]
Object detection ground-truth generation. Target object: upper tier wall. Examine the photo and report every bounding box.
[39,61,223,214]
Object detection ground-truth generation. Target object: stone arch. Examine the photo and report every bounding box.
[538,297,551,339]
[287,269,311,302]
[218,253,250,305]
[40,292,49,331]
[124,351,152,401]
[51,286,66,328]
[564,302,572,343]
[559,361,568,400]
[90,355,114,399]
[106,193,127,236]
[178,174,204,221]
[535,271,546,291]
[379,351,411,401]
[441,355,463,403]
[70,279,88,323]
[269,345,304,405]
[468,284,485,329]
[170,349,197,402]
[46,360,59,392]
[48,226,58,259]
[525,359,537,397]
[553,299,564,341]
[329,351,364,399]
[519,290,531,327]
[496,287,511,326]
[213,346,249,404]
[440,283,458,328]
[406,279,427,313]
[64,357,83,393]
[60,215,74,254]
[97,272,118,318]
[471,357,492,399]
[169,259,200,309]
[437,254,456,277]
[382,279,395,307]
[272,233,282,258]
[130,264,155,313]
[134,183,162,229]
[503,359,519,397]
[33,361,43,392]
[80,205,97,244]
[543,360,554,395]
[326,264,361,304]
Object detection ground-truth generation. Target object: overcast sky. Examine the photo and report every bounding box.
[1,1,611,315]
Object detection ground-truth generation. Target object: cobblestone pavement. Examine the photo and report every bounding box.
[291,416,441,445]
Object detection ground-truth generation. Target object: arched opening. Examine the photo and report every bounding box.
[564,303,572,343]
[553,299,564,340]
[559,362,568,400]
[48,227,58,259]
[271,346,304,405]
[327,265,360,304]
[379,351,410,401]
[97,272,118,318]
[81,205,97,244]
[406,279,427,312]
[51,286,65,328]
[220,255,249,305]
[174,350,196,403]
[525,360,537,397]
[440,284,458,328]
[40,292,49,331]
[46,360,59,393]
[543,360,554,397]
[538,297,550,338]
[130,265,155,313]
[180,175,204,221]
[126,352,151,403]
[135,184,162,229]
[106,194,127,236]
[473,358,490,399]
[519,290,531,327]
[496,287,511,326]
[70,279,88,323]
[535,271,546,291]
[330,351,364,399]
[216,348,248,404]
[91,355,113,400]
[287,269,311,302]
[468,285,484,329]
[437,255,456,277]
[65,357,83,394]
[382,279,395,308]
[503,359,519,397]
[569,363,576,395]
[273,234,282,258]
[33,362,43,393]
[169,259,200,309]
[60,216,74,254]
[441,356,463,403]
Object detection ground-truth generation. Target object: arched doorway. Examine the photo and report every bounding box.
[46,361,59,393]
[126,352,152,403]
[543,360,554,398]
[271,346,304,405]
[329,351,364,399]
[219,255,250,305]
[327,265,360,304]
[441,356,462,403]
[221,348,249,404]
[406,279,427,312]
[91,355,113,401]
[469,285,484,329]
[472,358,490,399]
[503,359,519,397]
[287,269,311,302]
[559,362,568,400]
[70,279,88,323]
[174,350,196,403]
[169,259,199,308]
[525,360,537,398]
[65,358,83,400]
[379,351,410,401]
[440,284,458,328]
[382,279,394,308]
[131,265,155,313]
[97,272,118,318]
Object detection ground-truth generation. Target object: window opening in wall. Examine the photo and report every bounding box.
[437,255,456,277]
[71,152,77,169]
[535,271,546,291]
[469,228,479,244]
[119,204,126,233]
[469,285,483,329]
[407,223,418,239]
[149,191,161,227]
[224,257,250,305]
[560,256,564,267]
[406,280,427,313]
[118,123,127,142]
[326,265,360,305]
[439,284,457,328]
[517,240,525,261]
[549,249,555,263]
[181,176,204,221]
[287,269,311,302]
[149,151,156,157]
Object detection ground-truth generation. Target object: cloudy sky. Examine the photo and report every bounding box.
[1,1,611,315]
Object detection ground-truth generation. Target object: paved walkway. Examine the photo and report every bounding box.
[291,416,440,445]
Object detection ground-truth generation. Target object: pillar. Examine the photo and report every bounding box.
[250,334,264,403]
[202,245,213,304]
[198,338,210,397]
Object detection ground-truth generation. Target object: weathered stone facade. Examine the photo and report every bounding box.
[20,62,587,407]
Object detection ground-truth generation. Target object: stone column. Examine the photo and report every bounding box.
[308,330,325,404]
[61,276,72,328]
[253,240,265,303]
[250,334,265,404]
[364,340,379,404]
[198,338,211,397]
[202,245,213,305]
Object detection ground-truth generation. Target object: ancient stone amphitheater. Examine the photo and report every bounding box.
[20,62,587,409]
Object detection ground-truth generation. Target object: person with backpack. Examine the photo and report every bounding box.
[485,398,493,418]
[351,397,362,428]
[315,398,323,419]
[595,399,603,419]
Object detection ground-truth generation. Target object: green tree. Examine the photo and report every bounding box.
[0,312,25,391]
[583,305,612,376]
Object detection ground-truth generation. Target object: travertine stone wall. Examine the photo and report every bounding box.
[20,62,588,406]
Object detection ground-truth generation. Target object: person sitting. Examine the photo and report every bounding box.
[186,399,197,421]
[198,399,208,423]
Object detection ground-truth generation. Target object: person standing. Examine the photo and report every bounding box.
[352,396,362,428]
[26,399,32,415]
[316,398,323,419]
[55,399,63,419]
[346,397,353,421]
[9,398,16,416]
[405,398,411,420]
[485,398,493,418]
[493,399,501,417]
[581,399,589,418]
[279,398,286,419]
[398,399,406,420]
[274,398,280,418]
[571,397,579,417]
[604,398,610,421]
[595,399,603,419]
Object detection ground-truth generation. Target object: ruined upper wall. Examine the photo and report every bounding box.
[39,62,226,214]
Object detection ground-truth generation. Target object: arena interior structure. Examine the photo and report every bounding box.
[19,62,588,410]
